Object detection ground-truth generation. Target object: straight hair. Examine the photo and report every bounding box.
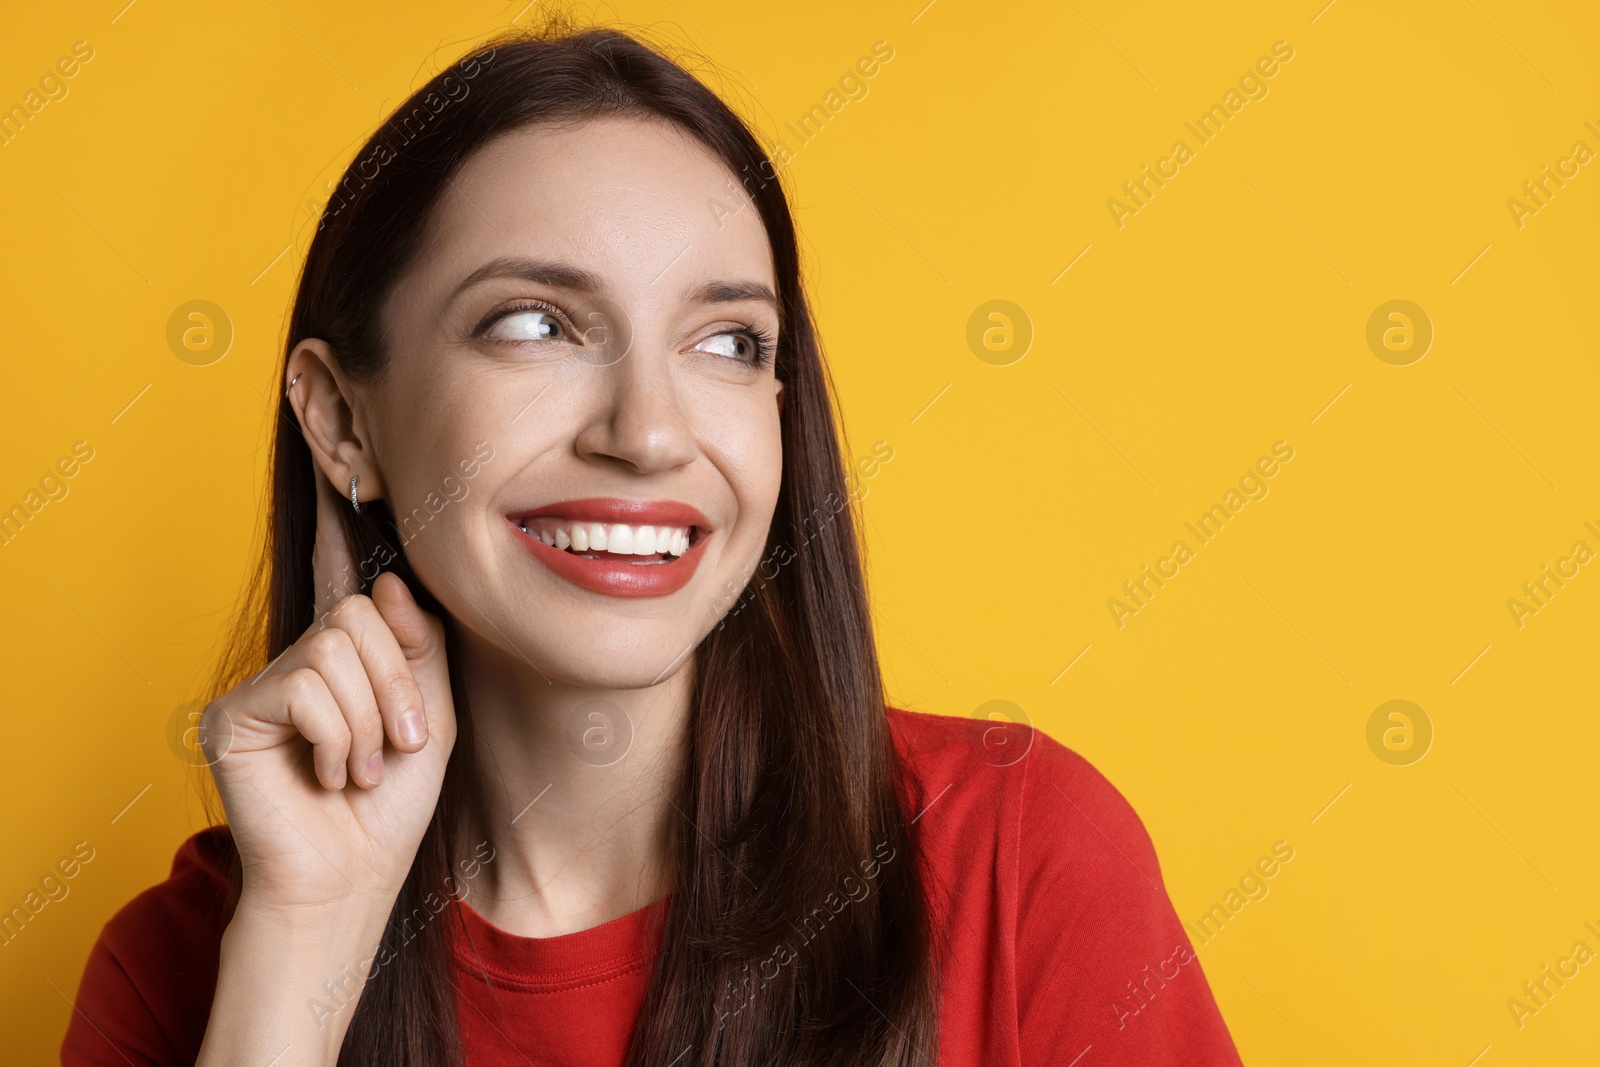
[203,14,940,1066]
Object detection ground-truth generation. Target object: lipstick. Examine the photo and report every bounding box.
[505,497,712,599]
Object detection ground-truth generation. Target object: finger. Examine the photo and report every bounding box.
[323,593,429,757]
[258,667,353,790]
[298,623,386,788]
[370,572,454,740]
[311,466,363,620]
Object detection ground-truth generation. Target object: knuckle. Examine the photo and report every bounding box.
[303,625,347,661]
[198,699,230,754]
[323,719,351,755]
[200,696,226,727]
[351,704,384,740]
[328,592,374,625]
[383,669,421,709]
[283,666,324,706]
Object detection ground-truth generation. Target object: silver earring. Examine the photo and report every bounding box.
[285,371,304,397]
[350,474,361,513]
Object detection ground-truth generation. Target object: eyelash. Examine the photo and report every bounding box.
[474,300,777,368]
[736,323,778,368]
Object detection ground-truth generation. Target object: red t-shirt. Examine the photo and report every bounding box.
[61,707,1243,1065]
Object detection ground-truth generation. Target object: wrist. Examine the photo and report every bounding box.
[205,896,398,1061]
[231,889,398,940]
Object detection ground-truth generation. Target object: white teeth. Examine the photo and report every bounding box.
[519,518,695,557]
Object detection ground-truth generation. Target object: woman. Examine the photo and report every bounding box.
[62,19,1243,1067]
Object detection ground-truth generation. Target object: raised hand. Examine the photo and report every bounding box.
[200,464,458,918]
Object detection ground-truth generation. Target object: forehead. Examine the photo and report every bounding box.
[411,113,774,301]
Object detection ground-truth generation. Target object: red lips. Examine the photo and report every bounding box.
[505,497,712,530]
[505,497,712,599]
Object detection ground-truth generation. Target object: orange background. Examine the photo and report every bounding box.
[1,1,1596,1062]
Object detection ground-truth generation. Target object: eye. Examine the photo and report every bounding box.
[479,303,567,343]
[693,326,774,366]
[696,332,752,361]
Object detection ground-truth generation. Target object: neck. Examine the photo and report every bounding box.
[447,623,692,938]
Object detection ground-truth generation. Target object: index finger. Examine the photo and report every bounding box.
[323,594,430,755]
[312,464,363,620]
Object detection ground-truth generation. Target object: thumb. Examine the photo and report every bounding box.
[370,570,456,734]
[311,465,363,620]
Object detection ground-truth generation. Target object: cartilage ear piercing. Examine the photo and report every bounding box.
[350,474,361,514]
[285,371,304,397]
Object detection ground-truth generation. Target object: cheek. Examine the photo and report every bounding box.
[373,414,500,562]
[387,437,481,515]
[385,470,504,627]
[717,402,785,518]
[752,417,784,505]
[724,416,785,576]
[373,374,495,495]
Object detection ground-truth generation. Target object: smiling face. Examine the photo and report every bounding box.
[349,114,784,688]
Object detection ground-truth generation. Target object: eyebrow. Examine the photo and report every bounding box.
[447,256,604,305]
[682,278,779,313]
[447,255,779,314]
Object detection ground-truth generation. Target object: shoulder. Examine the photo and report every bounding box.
[61,825,235,1066]
[885,703,1157,879]
[886,706,1243,1063]
[885,703,1167,929]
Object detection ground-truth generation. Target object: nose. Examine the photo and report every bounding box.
[572,334,699,475]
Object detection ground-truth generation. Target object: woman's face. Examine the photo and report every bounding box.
[356,114,784,688]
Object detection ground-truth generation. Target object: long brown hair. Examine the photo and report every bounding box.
[204,13,940,1066]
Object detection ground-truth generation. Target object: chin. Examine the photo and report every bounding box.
[501,618,706,689]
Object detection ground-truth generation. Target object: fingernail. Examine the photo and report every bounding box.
[398,711,426,746]
[332,764,346,789]
[366,750,384,785]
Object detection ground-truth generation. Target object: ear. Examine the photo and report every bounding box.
[774,375,785,413]
[284,338,387,504]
